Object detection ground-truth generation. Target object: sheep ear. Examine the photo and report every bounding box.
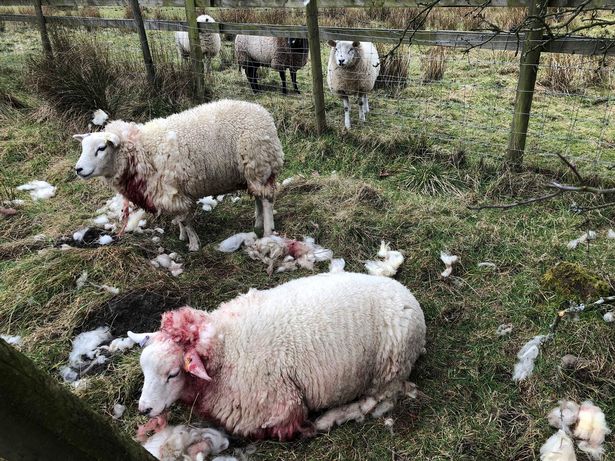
[104,132,121,148]
[183,348,211,381]
[352,41,361,48]
[72,134,90,142]
[327,40,337,48]
[127,331,156,347]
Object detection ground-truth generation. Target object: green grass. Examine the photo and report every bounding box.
[1,19,615,461]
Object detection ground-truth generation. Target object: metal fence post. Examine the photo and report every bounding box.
[306,0,327,134]
[128,0,156,86]
[33,0,52,58]
[0,340,156,461]
[506,0,548,169]
[185,0,205,100]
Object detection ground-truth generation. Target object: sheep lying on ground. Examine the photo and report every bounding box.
[129,272,426,440]
[175,14,221,71]
[73,100,284,251]
[235,35,308,94]
[327,40,380,129]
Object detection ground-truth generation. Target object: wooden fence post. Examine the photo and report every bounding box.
[33,0,52,58]
[185,0,205,100]
[506,0,548,169]
[128,0,156,86]
[0,340,156,461]
[306,0,327,134]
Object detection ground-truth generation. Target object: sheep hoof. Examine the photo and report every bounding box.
[188,241,200,252]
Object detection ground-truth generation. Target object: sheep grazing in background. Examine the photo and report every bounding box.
[327,40,380,129]
[129,272,426,440]
[175,14,221,70]
[73,100,284,251]
[235,35,308,94]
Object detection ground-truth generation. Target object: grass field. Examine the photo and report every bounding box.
[1,15,615,461]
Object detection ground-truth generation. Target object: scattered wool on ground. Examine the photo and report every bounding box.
[151,253,184,277]
[607,229,615,239]
[141,424,229,461]
[98,234,113,245]
[329,258,345,273]
[217,232,257,253]
[512,335,547,382]
[440,252,459,278]
[574,401,611,460]
[539,430,577,461]
[548,401,580,430]
[92,194,148,233]
[16,180,56,201]
[478,262,497,269]
[2,199,25,207]
[281,176,296,186]
[496,324,513,336]
[364,241,404,277]
[567,231,597,250]
[112,403,126,420]
[198,196,219,212]
[603,312,615,323]
[91,109,109,126]
[0,334,22,346]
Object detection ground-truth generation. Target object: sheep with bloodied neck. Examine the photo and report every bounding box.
[73,100,284,251]
[129,271,426,440]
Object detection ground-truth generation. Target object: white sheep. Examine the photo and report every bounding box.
[175,14,221,71]
[235,35,309,94]
[128,271,426,440]
[73,100,284,251]
[327,40,380,129]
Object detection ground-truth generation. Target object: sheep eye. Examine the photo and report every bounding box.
[95,146,105,157]
[167,370,180,382]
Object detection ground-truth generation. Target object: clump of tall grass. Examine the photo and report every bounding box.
[26,28,204,125]
[421,46,446,83]
[374,44,410,94]
[540,54,583,94]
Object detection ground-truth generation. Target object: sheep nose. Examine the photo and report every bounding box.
[338,59,345,65]
[75,167,83,174]
[139,407,152,416]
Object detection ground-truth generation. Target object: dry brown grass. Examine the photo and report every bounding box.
[374,43,410,94]
[78,6,100,18]
[421,46,446,83]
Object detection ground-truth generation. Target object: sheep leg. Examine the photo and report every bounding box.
[254,197,264,236]
[178,221,187,241]
[290,69,300,94]
[184,220,201,252]
[245,64,260,93]
[342,96,351,130]
[314,395,379,432]
[261,198,274,236]
[278,70,288,95]
[363,94,370,113]
[358,95,365,123]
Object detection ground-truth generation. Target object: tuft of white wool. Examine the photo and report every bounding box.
[92,215,109,226]
[92,109,109,126]
[16,180,56,201]
[68,327,112,369]
[142,425,229,461]
[478,262,497,270]
[603,311,615,323]
[547,400,580,430]
[573,401,610,460]
[60,366,79,382]
[112,403,126,420]
[607,229,615,239]
[91,194,147,234]
[512,335,547,382]
[440,252,459,278]
[104,337,136,353]
[0,334,22,346]
[496,323,513,336]
[365,241,404,277]
[540,430,577,461]
[197,195,218,212]
[2,199,25,207]
[98,234,113,245]
[282,176,295,186]
[217,232,257,253]
[567,231,597,250]
[151,253,183,277]
[76,270,88,289]
[73,228,89,242]
[175,14,221,61]
[75,101,284,251]
[329,258,345,273]
[326,40,380,129]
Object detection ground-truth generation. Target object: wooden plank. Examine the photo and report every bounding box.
[185,0,205,99]
[128,0,157,85]
[2,15,615,56]
[33,0,53,57]
[0,340,157,461]
[1,0,615,8]
[306,0,326,133]
[506,0,548,167]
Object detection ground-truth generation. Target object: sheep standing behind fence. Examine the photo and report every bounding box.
[175,14,221,71]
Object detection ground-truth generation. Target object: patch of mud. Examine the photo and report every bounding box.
[80,290,186,335]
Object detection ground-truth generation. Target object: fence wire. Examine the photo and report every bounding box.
[1,8,613,175]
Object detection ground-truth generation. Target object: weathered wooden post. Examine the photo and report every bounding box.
[33,0,52,58]
[506,0,548,169]
[305,0,327,134]
[0,339,156,461]
[185,0,205,100]
[128,0,156,86]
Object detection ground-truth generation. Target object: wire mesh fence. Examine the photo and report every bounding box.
[1,5,614,175]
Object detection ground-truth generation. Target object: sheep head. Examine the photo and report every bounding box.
[73,132,120,179]
[328,40,361,68]
[130,307,216,418]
